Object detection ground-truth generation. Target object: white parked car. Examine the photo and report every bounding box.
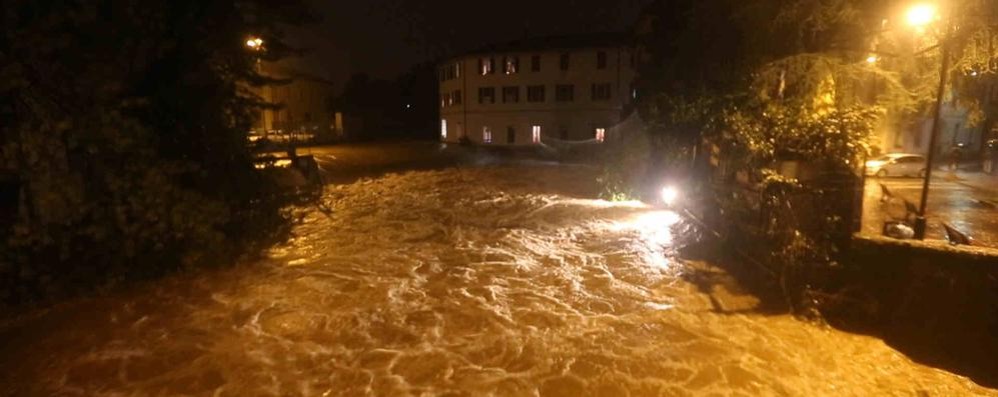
[866,153,927,178]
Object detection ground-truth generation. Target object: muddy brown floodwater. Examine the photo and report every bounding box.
[1,164,994,396]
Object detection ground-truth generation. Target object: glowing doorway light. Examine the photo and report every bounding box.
[441,119,448,140]
[483,126,492,144]
[532,125,542,144]
[595,128,606,143]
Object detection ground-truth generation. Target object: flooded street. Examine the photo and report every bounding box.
[1,163,994,396]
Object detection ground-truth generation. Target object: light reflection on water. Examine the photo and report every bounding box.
[0,166,994,396]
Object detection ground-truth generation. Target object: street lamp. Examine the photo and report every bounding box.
[246,37,264,50]
[905,3,950,240]
[906,4,937,27]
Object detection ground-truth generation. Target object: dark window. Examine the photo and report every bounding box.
[502,86,519,103]
[531,55,541,72]
[560,53,570,71]
[453,90,462,105]
[504,56,519,74]
[597,51,607,69]
[478,87,495,104]
[591,83,612,101]
[507,127,516,144]
[440,63,459,81]
[441,92,450,107]
[555,85,575,102]
[527,85,546,102]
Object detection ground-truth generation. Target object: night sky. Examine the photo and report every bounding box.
[296,0,652,85]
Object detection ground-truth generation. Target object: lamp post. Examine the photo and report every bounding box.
[246,37,272,141]
[906,4,949,240]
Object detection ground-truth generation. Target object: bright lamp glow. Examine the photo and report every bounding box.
[906,4,937,27]
[866,55,878,64]
[660,186,679,206]
[246,37,263,50]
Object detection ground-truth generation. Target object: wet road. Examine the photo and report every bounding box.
[1,148,995,396]
[862,176,998,247]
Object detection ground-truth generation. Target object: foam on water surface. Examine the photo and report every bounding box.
[0,165,994,396]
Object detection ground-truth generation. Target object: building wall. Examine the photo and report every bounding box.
[438,46,635,146]
[876,102,985,157]
[252,60,336,138]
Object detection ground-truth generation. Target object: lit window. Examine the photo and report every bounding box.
[483,126,492,144]
[532,125,542,144]
[504,56,519,74]
[480,57,495,75]
[441,120,448,139]
[595,128,606,143]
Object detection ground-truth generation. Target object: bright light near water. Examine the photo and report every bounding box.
[631,210,681,231]
[626,210,681,270]
[661,186,679,206]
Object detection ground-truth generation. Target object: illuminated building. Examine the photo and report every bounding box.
[438,34,636,145]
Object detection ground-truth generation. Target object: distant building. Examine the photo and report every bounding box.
[438,34,636,146]
[876,98,992,158]
[251,59,337,141]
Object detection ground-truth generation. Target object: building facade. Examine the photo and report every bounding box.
[251,59,337,141]
[438,35,636,146]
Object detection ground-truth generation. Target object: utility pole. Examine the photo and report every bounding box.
[914,27,952,240]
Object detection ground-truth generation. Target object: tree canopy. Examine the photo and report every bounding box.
[0,0,313,302]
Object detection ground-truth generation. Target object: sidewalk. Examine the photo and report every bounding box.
[943,170,998,197]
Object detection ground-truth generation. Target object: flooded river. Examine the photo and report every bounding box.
[1,164,993,396]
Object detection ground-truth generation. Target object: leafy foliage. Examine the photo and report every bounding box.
[0,0,312,303]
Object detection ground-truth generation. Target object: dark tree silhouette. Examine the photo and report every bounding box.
[0,0,313,302]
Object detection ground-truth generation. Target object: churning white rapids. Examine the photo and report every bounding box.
[1,165,994,396]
